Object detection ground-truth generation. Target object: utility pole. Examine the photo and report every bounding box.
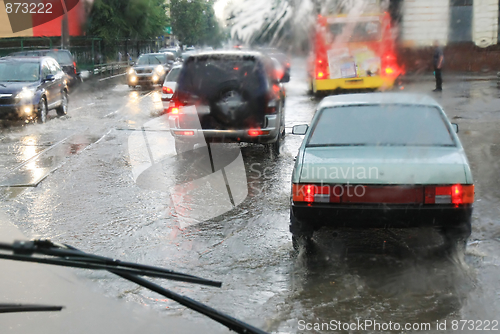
[61,0,70,49]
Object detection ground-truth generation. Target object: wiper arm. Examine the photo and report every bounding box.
[0,240,220,287]
[0,240,269,334]
[0,303,63,314]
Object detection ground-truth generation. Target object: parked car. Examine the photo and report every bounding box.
[9,49,80,87]
[161,64,182,108]
[166,51,289,154]
[127,53,175,88]
[290,93,474,252]
[0,56,69,123]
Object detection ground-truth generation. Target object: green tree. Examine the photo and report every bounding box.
[170,0,223,47]
[86,0,168,42]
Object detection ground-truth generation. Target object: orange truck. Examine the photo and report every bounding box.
[308,8,403,94]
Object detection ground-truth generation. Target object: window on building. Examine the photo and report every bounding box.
[449,0,473,43]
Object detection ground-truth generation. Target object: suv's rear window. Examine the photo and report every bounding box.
[176,56,266,102]
[307,105,456,147]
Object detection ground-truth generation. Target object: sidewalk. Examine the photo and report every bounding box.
[400,72,498,83]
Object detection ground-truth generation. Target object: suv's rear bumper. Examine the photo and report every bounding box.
[169,114,280,144]
[290,202,473,234]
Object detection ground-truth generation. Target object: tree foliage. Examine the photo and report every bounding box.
[170,0,224,47]
[86,0,168,42]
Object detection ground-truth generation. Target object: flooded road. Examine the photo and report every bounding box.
[1,62,500,333]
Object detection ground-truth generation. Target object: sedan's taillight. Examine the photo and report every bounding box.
[293,184,339,203]
[424,184,474,205]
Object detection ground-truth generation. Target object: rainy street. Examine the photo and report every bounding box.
[1,59,500,333]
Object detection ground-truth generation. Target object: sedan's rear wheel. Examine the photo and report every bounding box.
[37,97,48,124]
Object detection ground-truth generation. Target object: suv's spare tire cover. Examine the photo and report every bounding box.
[209,80,254,126]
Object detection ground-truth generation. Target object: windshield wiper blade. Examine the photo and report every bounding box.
[0,240,269,334]
[0,303,63,314]
[0,240,221,287]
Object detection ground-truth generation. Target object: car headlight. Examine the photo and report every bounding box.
[155,65,165,75]
[128,68,135,75]
[15,88,35,100]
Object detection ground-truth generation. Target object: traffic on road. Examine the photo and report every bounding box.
[1,1,500,333]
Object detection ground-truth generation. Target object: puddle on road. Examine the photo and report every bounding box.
[0,133,101,191]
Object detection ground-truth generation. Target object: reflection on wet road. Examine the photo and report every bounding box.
[0,65,500,333]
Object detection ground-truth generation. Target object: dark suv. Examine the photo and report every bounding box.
[9,49,79,87]
[167,51,288,154]
[0,56,68,123]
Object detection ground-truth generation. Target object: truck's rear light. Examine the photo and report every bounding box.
[424,184,474,205]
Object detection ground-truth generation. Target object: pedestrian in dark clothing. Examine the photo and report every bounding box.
[433,40,444,92]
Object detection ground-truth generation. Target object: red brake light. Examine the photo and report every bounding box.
[424,184,474,205]
[162,86,173,94]
[175,131,194,136]
[170,107,179,114]
[73,62,77,74]
[248,129,270,136]
[385,67,394,75]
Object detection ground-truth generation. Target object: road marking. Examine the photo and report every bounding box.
[104,90,154,118]
[98,73,127,82]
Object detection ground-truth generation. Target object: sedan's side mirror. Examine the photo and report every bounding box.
[292,124,308,135]
[452,123,459,133]
[44,74,55,82]
[280,72,290,83]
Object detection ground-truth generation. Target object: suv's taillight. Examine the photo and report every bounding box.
[166,98,184,114]
[266,99,278,114]
[162,86,173,94]
[424,184,474,205]
[73,61,77,74]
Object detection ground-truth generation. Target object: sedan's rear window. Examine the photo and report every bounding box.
[307,105,456,147]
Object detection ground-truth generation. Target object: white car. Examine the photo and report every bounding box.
[290,93,474,252]
[161,65,182,111]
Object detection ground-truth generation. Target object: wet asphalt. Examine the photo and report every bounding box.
[0,60,500,333]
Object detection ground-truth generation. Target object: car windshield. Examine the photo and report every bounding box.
[0,61,40,82]
[137,54,166,65]
[45,51,73,65]
[165,67,181,82]
[307,105,456,147]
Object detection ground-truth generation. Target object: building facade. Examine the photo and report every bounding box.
[400,0,499,47]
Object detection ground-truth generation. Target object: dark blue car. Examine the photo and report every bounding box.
[0,56,68,123]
